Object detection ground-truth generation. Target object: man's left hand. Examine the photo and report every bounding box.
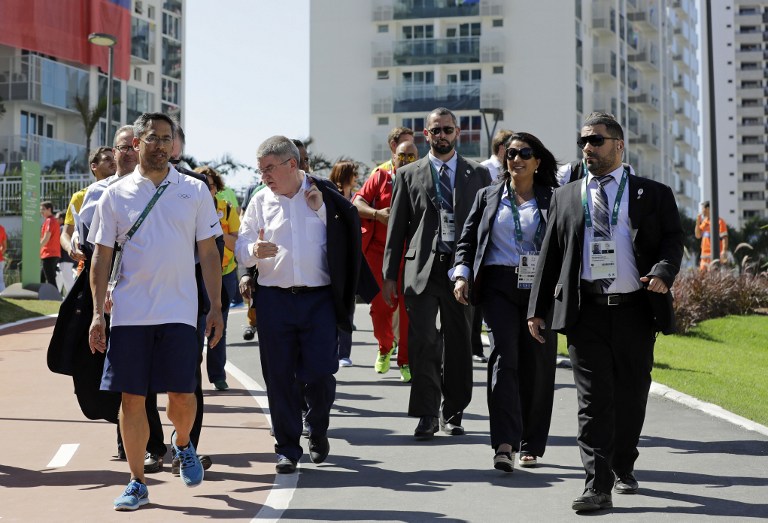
[640,276,668,294]
[305,180,323,211]
[205,306,225,348]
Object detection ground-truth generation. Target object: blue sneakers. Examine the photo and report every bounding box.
[114,479,149,511]
[172,431,204,487]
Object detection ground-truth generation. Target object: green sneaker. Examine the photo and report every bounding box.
[374,347,393,374]
[399,364,411,383]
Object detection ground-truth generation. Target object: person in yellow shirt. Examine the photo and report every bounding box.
[695,201,728,271]
[195,166,240,391]
[370,126,415,176]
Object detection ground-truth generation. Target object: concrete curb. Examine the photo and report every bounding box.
[0,313,57,333]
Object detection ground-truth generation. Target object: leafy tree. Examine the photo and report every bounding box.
[73,94,108,157]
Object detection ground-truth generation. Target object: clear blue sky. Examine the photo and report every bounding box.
[184,0,309,188]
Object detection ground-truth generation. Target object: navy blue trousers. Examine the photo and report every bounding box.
[255,286,338,462]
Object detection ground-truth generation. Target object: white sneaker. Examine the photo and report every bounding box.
[339,358,353,367]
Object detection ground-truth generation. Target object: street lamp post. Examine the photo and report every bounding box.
[87,32,117,145]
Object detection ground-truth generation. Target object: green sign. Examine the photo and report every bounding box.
[21,161,41,285]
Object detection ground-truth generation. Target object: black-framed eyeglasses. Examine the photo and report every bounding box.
[114,145,133,153]
[169,158,181,165]
[427,126,455,136]
[260,158,291,176]
[576,134,619,149]
[141,135,173,147]
[505,147,535,161]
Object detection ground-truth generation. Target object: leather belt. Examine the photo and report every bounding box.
[582,289,644,307]
[272,285,330,295]
[485,265,519,274]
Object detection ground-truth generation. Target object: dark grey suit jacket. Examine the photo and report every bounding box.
[454,180,554,305]
[383,154,491,295]
[528,172,684,334]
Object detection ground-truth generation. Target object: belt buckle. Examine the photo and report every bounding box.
[607,294,620,306]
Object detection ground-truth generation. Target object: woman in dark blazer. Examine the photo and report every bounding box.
[452,132,558,472]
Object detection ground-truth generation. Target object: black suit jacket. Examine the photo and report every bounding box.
[454,180,554,305]
[528,172,683,334]
[383,154,491,294]
[311,176,367,332]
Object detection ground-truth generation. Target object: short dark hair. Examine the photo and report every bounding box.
[702,201,710,209]
[133,112,176,140]
[426,107,458,126]
[583,111,624,140]
[492,129,515,155]
[291,139,305,150]
[194,165,224,192]
[89,146,113,167]
[387,126,414,145]
[41,201,54,211]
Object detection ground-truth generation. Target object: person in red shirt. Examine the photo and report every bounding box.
[39,200,61,286]
[0,223,7,292]
[695,201,728,271]
[353,141,418,382]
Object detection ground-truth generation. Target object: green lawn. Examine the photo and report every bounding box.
[0,297,61,325]
[557,315,768,426]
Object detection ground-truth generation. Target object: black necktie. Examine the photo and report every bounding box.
[438,164,453,212]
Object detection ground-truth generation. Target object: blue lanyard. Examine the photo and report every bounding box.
[581,167,629,230]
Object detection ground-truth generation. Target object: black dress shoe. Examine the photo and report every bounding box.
[276,456,297,474]
[308,436,330,464]
[143,452,163,474]
[572,488,613,512]
[472,354,488,363]
[614,473,639,494]
[439,417,465,435]
[414,416,439,440]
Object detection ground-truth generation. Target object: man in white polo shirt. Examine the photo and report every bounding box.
[88,112,223,511]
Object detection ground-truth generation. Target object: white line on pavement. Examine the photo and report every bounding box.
[47,444,79,468]
[223,360,298,522]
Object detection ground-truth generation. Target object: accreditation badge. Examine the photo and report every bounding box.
[517,253,539,289]
[589,240,618,279]
[440,210,455,243]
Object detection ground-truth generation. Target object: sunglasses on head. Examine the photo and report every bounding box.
[505,147,534,160]
[576,134,619,148]
[427,126,455,136]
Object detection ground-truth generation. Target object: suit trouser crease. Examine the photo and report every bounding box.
[256,286,337,461]
[481,270,556,455]
[404,257,472,422]
[567,300,655,492]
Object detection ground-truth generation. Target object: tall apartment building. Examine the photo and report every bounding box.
[706,0,768,228]
[308,0,701,217]
[0,0,185,175]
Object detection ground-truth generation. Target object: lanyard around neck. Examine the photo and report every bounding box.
[581,167,629,230]
[505,181,544,250]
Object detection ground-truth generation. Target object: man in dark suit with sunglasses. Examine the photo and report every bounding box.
[527,112,683,512]
[383,107,491,440]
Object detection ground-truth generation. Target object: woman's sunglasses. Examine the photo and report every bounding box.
[506,147,534,160]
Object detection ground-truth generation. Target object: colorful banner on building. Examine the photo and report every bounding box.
[0,0,131,80]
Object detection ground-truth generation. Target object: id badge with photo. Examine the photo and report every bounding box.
[440,210,455,243]
[589,240,617,279]
[517,253,539,289]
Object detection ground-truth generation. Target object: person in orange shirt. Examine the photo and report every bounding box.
[695,201,728,271]
[39,200,61,286]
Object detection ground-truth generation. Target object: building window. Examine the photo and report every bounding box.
[147,71,155,85]
[377,70,389,80]
[492,19,503,27]
[127,86,155,123]
[163,12,181,40]
[147,5,155,19]
[403,71,435,84]
[134,67,142,81]
[162,78,180,105]
[378,24,388,33]
[131,16,154,61]
[378,117,389,126]
[403,25,434,40]
[134,0,142,15]
[492,66,503,74]
[402,117,425,132]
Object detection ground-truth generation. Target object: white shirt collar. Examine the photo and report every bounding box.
[587,164,624,187]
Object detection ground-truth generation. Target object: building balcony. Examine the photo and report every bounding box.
[627,1,660,32]
[592,49,617,78]
[374,82,503,114]
[592,5,616,34]
[628,91,661,112]
[372,0,503,21]
[392,38,481,65]
[0,134,88,176]
[628,47,660,71]
[0,55,89,113]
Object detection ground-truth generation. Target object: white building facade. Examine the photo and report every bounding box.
[706,0,767,228]
[308,0,701,217]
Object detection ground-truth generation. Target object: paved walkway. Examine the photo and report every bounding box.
[1,306,767,521]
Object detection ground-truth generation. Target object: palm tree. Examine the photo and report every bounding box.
[73,94,109,156]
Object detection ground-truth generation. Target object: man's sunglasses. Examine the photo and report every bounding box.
[427,126,456,136]
[396,153,417,162]
[505,147,535,160]
[576,134,619,149]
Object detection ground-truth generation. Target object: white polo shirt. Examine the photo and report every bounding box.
[88,166,222,327]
